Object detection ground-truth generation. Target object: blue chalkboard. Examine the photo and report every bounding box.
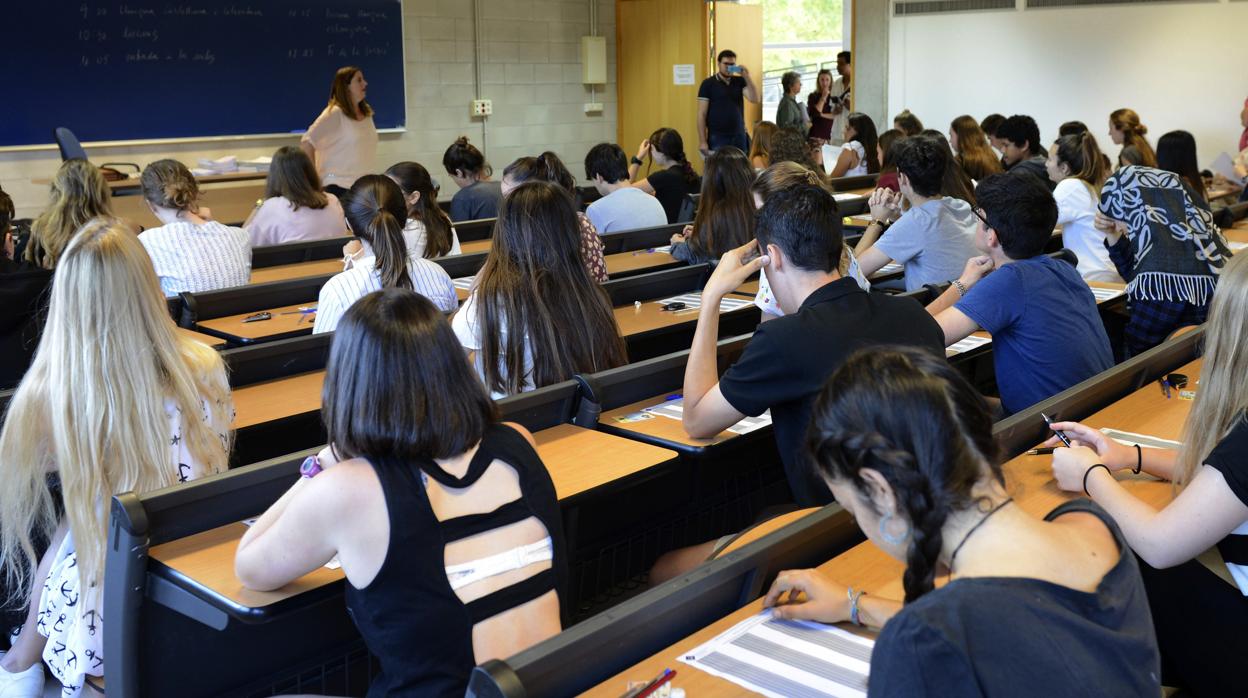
[4,0,405,147]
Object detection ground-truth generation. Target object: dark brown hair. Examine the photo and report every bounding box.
[893,109,924,137]
[767,127,820,174]
[384,161,454,258]
[1109,108,1157,168]
[503,152,577,194]
[443,136,492,178]
[474,181,626,395]
[329,65,373,120]
[846,113,881,173]
[1053,132,1110,190]
[343,175,412,290]
[324,288,494,462]
[807,347,1001,602]
[647,127,700,187]
[689,147,756,260]
[264,146,329,211]
[877,129,905,175]
[141,159,199,213]
[950,115,1003,182]
[0,187,12,238]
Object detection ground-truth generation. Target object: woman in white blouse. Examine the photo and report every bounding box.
[1045,132,1123,283]
[301,66,379,191]
[314,175,457,334]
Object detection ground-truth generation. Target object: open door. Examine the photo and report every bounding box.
[616,0,710,171]
[711,1,763,136]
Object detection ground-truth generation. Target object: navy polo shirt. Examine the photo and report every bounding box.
[698,74,747,137]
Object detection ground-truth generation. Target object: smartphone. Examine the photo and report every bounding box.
[726,65,742,75]
[243,312,272,323]
[661,302,687,311]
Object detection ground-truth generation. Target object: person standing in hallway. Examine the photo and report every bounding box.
[697,50,759,157]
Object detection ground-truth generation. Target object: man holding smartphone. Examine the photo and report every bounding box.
[697,49,759,157]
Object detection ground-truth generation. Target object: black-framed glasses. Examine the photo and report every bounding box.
[972,207,990,229]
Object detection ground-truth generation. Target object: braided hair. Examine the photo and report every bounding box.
[805,347,1001,602]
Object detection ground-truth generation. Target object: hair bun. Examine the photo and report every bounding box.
[455,136,471,147]
[1135,124,1148,136]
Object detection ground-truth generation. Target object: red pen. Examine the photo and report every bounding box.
[634,668,676,698]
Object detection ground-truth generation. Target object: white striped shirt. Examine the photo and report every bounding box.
[314,251,458,334]
[139,220,251,297]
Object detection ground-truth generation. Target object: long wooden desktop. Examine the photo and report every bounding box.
[583,358,1201,696]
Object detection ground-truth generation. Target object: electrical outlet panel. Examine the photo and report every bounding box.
[471,99,492,117]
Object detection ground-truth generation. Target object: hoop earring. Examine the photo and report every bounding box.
[879,512,910,546]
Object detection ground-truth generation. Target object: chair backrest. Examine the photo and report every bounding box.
[600,264,709,306]
[599,222,687,254]
[676,194,697,223]
[1050,247,1078,268]
[466,504,861,698]
[455,217,497,242]
[52,127,87,161]
[221,333,333,388]
[827,173,878,192]
[179,275,332,326]
[251,237,353,268]
[433,250,488,280]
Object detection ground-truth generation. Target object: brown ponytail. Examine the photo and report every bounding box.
[1110,108,1157,167]
[344,175,413,290]
[502,152,578,195]
[141,159,200,213]
[1055,132,1110,190]
[384,161,454,258]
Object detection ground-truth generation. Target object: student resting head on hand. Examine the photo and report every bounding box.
[235,287,567,697]
[765,347,1161,697]
[0,219,233,698]
[669,146,756,265]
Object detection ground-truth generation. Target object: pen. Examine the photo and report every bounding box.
[1026,447,1056,456]
[1158,377,1171,399]
[1041,413,1072,447]
[621,668,675,698]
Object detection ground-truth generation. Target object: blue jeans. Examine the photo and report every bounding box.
[708,131,749,154]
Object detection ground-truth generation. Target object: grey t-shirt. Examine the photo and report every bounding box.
[585,186,668,234]
[449,180,503,222]
[873,197,978,291]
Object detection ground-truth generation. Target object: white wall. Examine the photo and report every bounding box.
[1,0,617,218]
[887,1,1248,168]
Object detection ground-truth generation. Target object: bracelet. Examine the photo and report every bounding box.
[847,587,867,626]
[1132,444,1142,475]
[951,280,968,297]
[870,219,891,229]
[1082,463,1110,496]
[631,156,644,166]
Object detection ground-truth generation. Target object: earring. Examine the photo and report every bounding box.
[879,512,910,546]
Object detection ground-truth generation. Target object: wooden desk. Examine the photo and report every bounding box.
[584,359,1200,696]
[196,303,317,346]
[732,280,760,297]
[32,169,269,191]
[604,249,680,276]
[1225,224,1248,242]
[249,259,341,285]
[600,395,741,450]
[176,327,226,350]
[232,369,325,429]
[716,508,821,558]
[614,297,754,337]
[111,183,265,229]
[460,238,491,255]
[147,424,678,612]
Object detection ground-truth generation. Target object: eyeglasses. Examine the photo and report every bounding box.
[972,208,990,229]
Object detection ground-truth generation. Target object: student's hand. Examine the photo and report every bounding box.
[670,233,687,245]
[868,188,900,223]
[704,240,769,301]
[1051,445,1106,493]
[636,139,651,161]
[958,255,995,290]
[763,569,850,623]
[1043,421,1135,471]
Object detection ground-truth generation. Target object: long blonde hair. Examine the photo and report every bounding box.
[0,219,232,604]
[26,160,112,269]
[1175,253,1248,489]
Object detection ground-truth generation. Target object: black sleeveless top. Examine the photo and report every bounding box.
[344,424,566,697]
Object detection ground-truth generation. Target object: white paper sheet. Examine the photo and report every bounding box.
[680,610,874,698]
[1100,428,1182,450]
[643,397,773,435]
[1090,286,1126,303]
[947,334,992,356]
[655,293,752,313]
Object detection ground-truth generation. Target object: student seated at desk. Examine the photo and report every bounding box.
[138,159,251,296]
[763,348,1160,697]
[1108,108,1158,169]
[681,185,944,506]
[874,128,904,192]
[26,159,116,270]
[452,182,625,398]
[316,175,457,334]
[922,130,977,206]
[627,127,701,224]
[244,145,347,247]
[236,288,566,697]
[384,161,462,258]
[1096,166,1230,357]
[950,114,1003,183]
[1049,252,1248,697]
[855,137,978,291]
[827,113,880,179]
[0,220,233,698]
[925,174,1113,416]
[1045,132,1122,283]
[583,143,667,234]
[443,136,503,222]
[1156,130,1209,207]
[997,114,1055,191]
[500,152,608,283]
[669,147,755,265]
[0,187,54,390]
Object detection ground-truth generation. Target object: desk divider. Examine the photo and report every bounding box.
[455,217,498,242]
[179,274,333,328]
[221,333,333,388]
[251,236,353,269]
[601,264,710,306]
[599,222,687,255]
[467,504,861,698]
[828,173,879,192]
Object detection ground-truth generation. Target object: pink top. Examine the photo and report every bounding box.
[246,195,347,247]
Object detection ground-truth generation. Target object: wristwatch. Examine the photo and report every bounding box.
[630,156,644,166]
[870,219,891,229]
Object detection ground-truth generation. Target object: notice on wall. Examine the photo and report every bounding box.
[673,64,695,85]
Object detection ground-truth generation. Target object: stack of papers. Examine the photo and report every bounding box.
[451,276,475,291]
[1089,286,1126,303]
[680,611,874,698]
[873,262,903,276]
[947,334,992,356]
[238,156,272,172]
[193,155,238,175]
[655,293,753,313]
[1100,428,1182,450]
[1227,241,1247,252]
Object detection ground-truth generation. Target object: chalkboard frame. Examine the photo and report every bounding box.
[2,0,409,152]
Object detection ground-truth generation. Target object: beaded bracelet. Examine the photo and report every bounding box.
[847,587,867,626]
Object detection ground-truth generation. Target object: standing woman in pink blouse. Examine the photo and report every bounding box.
[301,66,379,194]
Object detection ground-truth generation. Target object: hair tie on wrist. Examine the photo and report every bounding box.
[1132,444,1142,475]
[1083,463,1110,496]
